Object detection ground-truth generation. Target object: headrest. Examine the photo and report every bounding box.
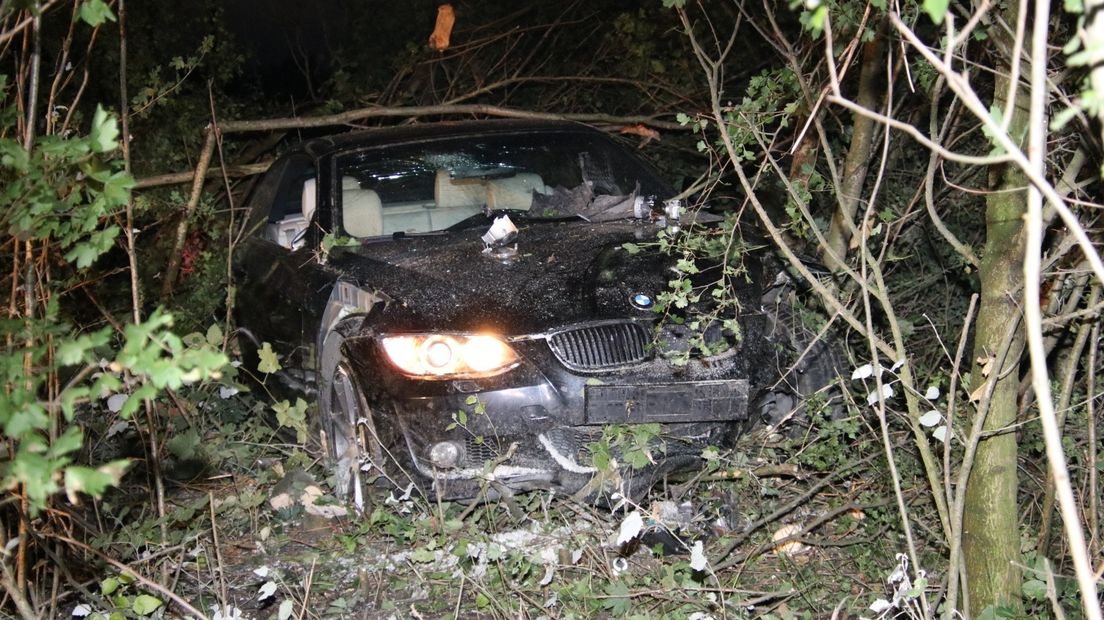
[434,169,485,208]
[485,173,547,211]
[343,186,383,238]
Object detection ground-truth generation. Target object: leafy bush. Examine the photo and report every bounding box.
[0,102,225,514]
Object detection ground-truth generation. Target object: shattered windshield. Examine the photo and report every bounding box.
[335,131,669,238]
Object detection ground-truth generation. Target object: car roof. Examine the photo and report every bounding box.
[294,119,610,158]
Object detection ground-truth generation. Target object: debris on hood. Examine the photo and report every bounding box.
[663,198,683,234]
[481,213,519,260]
[532,181,642,222]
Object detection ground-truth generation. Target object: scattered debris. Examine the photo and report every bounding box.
[771,523,807,556]
[268,469,348,518]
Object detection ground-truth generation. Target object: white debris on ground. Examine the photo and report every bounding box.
[771,523,807,556]
[369,518,593,584]
[267,469,348,518]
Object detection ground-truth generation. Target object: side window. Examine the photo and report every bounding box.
[260,155,316,250]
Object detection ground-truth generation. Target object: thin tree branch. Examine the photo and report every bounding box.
[1022,0,1102,613]
[214,103,685,133]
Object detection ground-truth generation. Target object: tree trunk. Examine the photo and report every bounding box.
[962,45,1027,616]
[822,21,886,270]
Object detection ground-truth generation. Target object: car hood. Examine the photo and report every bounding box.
[326,220,672,335]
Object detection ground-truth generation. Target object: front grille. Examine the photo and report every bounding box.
[463,436,499,467]
[548,322,650,371]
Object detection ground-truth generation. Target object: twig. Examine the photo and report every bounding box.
[712,452,879,571]
[0,0,60,47]
[0,558,37,620]
[295,558,315,620]
[208,492,228,606]
[161,123,217,299]
[47,534,210,620]
[133,162,270,189]
[890,11,1104,288]
[1088,322,1101,558]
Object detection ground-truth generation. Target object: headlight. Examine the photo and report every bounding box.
[381,334,519,379]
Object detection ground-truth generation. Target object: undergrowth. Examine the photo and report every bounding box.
[51,353,942,620]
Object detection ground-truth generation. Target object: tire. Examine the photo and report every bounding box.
[324,361,384,512]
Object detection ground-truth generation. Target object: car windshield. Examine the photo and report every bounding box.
[335,131,669,238]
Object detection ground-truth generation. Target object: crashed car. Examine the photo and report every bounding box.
[234,120,835,509]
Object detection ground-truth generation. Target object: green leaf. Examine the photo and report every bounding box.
[64,242,103,269]
[622,243,641,255]
[131,594,162,616]
[100,171,135,205]
[807,5,828,33]
[0,139,29,172]
[55,341,87,367]
[923,0,950,24]
[273,398,308,443]
[120,384,156,419]
[56,331,109,366]
[205,324,223,347]
[1022,578,1047,601]
[258,342,281,374]
[1067,41,1104,67]
[78,0,117,26]
[410,547,436,563]
[166,429,200,461]
[5,405,49,438]
[64,461,128,501]
[981,105,1008,156]
[602,581,632,615]
[1050,106,1079,131]
[100,576,120,596]
[48,426,84,458]
[89,105,119,153]
[662,0,686,7]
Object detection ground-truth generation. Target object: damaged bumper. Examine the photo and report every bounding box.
[387,380,748,501]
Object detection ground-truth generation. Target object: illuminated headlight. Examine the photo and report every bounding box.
[381,334,519,379]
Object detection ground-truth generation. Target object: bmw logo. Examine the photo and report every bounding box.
[630,293,654,309]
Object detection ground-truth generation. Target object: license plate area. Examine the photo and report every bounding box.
[584,380,749,424]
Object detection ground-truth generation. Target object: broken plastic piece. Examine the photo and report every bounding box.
[663,198,682,233]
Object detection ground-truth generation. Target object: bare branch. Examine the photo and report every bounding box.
[215,103,685,134]
[1022,0,1102,612]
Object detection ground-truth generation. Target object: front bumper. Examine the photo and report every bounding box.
[387,382,748,501]
[346,324,755,501]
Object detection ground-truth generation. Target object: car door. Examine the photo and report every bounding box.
[233,152,320,378]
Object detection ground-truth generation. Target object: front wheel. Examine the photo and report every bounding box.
[324,361,384,512]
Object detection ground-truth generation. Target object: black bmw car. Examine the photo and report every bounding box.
[234,120,834,509]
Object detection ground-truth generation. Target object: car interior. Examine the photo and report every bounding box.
[341,170,549,238]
